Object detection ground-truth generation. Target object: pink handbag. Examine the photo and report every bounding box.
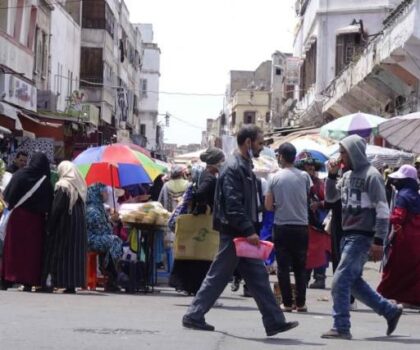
[233,238,274,260]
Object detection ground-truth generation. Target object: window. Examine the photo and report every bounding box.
[276,68,282,76]
[243,111,256,124]
[80,48,104,85]
[265,112,270,123]
[336,33,362,75]
[140,124,146,136]
[140,79,148,97]
[34,28,43,74]
[299,40,317,99]
[42,33,48,77]
[231,112,236,127]
[68,70,73,97]
[133,94,138,113]
[27,6,37,49]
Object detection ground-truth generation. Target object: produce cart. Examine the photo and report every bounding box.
[120,202,170,293]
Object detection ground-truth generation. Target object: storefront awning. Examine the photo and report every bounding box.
[0,101,23,130]
[19,111,61,128]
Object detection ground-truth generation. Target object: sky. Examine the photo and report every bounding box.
[125,0,296,146]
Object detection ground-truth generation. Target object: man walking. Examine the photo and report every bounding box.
[323,134,403,340]
[265,143,311,312]
[182,125,298,336]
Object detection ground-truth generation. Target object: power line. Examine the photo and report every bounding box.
[158,113,204,130]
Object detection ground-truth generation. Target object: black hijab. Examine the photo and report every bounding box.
[4,152,54,213]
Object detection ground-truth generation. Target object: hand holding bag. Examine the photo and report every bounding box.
[0,175,47,242]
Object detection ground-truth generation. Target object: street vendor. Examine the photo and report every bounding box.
[86,183,123,292]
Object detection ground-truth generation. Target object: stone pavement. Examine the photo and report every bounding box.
[0,262,419,350]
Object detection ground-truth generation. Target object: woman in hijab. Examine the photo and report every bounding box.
[43,161,87,293]
[1,152,53,291]
[169,147,225,295]
[86,183,123,291]
[377,165,420,307]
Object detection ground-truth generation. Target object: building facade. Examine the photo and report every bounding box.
[292,0,415,125]
[135,23,162,153]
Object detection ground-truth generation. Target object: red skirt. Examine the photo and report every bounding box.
[377,217,420,306]
[2,207,46,286]
[306,226,331,269]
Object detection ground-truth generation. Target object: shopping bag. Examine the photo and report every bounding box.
[233,237,274,260]
[174,214,219,261]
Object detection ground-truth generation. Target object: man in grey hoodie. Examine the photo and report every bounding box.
[322,135,403,340]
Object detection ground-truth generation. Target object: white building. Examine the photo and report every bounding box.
[49,0,82,113]
[293,0,403,124]
[135,23,162,152]
[0,0,39,132]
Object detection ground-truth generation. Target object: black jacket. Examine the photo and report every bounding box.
[213,152,259,237]
[192,169,217,214]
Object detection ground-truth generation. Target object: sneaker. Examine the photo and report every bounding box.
[309,279,325,289]
[296,304,308,312]
[321,328,352,340]
[266,321,299,336]
[386,304,403,336]
[281,304,294,312]
[182,315,215,331]
[231,278,240,292]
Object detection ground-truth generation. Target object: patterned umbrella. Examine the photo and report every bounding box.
[73,144,166,187]
[320,112,386,140]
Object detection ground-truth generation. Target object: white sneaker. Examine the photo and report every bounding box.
[350,300,357,311]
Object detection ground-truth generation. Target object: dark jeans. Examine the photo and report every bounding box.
[186,234,287,332]
[273,225,308,307]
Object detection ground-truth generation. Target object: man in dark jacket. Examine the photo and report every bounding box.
[182,125,298,336]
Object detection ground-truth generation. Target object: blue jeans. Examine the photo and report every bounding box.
[186,234,286,331]
[332,233,399,333]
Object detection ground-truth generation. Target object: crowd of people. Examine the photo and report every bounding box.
[0,124,419,340]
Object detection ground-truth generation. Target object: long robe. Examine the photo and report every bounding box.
[169,170,216,295]
[377,180,420,306]
[43,189,87,289]
[2,207,46,286]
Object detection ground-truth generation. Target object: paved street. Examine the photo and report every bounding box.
[1,262,419,350]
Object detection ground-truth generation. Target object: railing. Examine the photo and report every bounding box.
[383,0,415,28]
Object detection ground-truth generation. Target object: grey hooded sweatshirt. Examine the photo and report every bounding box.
[325,135,389,244]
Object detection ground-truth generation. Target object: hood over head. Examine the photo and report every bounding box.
[339,135,370,171]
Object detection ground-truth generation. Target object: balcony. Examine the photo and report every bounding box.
[299,0,420,124]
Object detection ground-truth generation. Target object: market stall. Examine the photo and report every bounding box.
[119,202,171,292]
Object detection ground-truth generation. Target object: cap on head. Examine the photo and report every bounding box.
[200,148,225,165]
[388,164,418,181]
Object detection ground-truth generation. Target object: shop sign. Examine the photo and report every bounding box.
[0,73,37,111]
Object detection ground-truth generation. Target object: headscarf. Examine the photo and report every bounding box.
[55,161,87,213]
[3,152,53,213]
[86,183,113,239]
[86,183,107,208]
